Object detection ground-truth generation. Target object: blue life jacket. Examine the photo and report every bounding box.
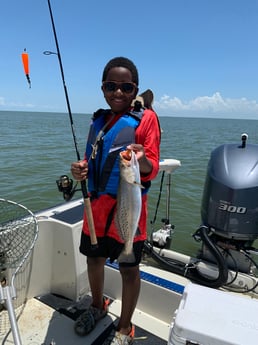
[86,108,149,198]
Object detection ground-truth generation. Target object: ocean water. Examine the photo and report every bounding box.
[1,110,258,256]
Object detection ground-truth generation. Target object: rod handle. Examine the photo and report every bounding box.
[84,197,98,248]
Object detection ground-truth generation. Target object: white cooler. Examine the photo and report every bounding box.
[168,282,258,345]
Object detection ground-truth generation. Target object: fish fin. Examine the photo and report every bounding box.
[117,250,136,264]
[129,181,145,189]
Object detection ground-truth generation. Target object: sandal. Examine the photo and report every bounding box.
[74,297,109,336]
[103,324,135,345]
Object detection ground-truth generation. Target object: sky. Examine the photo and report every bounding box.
[1,0,258,119]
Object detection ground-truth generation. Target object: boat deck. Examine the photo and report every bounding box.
[0,293,167,344]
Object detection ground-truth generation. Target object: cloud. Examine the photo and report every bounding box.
[155,92,258,118]
[0,98,35,110]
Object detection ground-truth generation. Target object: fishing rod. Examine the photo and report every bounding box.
[45,0,97,248]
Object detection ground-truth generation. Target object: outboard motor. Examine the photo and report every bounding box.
[199,133,258,273]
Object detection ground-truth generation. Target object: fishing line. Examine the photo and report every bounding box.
[45,0,98,248]
[45,0,80,162]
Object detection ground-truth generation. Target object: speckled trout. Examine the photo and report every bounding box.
[115,149,142,263]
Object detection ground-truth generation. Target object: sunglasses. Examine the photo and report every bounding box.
[102,81,136,94]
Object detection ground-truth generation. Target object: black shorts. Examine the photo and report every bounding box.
[79,232,144,267]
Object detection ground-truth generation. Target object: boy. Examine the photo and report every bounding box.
[71,56,160,345]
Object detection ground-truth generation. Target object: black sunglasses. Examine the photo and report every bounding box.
[102,81,136,94]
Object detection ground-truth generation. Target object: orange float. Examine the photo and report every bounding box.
[21,49,31,88]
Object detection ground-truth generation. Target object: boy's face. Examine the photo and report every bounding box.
[102,67,138,114]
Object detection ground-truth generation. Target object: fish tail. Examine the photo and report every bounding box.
[117,250,136,263]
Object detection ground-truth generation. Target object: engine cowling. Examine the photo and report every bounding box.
[201,138,258,241]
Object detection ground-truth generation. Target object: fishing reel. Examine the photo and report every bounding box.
[56,175,78,201]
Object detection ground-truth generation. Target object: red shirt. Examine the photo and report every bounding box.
[82,109,161,242]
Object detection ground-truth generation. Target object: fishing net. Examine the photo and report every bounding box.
[0,198,38,345]
[0,199,38,269]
